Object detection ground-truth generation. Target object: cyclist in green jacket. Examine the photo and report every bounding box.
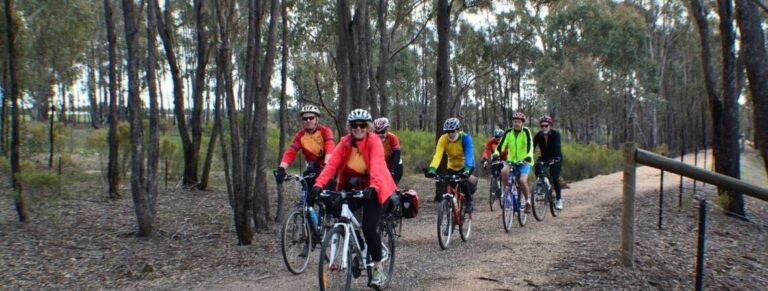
[494,112,534,213]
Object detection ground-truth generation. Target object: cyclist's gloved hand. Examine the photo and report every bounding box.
[274,167,286,183]
[309,186,322,202]
[460,171,470,179]
[425,170,436,178]
[363,187,377,200]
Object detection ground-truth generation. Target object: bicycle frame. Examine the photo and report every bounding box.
[444,182,465,225]
[320,190,391,276]
[503,163,524,213]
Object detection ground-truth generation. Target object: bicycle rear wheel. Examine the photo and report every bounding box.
[281,210,310,275]
[517,190,528,227]
[376,224,397,289]
[502,190,514,233]
[436,198,453,250]
[318,226,351,291]
[531,180,548,222]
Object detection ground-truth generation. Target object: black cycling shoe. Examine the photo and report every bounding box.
[465,201,474,214]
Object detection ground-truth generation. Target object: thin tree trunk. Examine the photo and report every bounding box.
[122,0,152,236]
[251,0,280,231]
[199,89,220,191]
[735,0,768,177]
[5,0,28,222]
[49,102,55,168]
[154,0,194,187]
[187,0,211,188]
[336,0,352,131]
[146,0,160,232]
[217,0,253,245]
[376,0,389,117]
[88,44,101,129]
[276,0,289,222]
[105,0,120,199]
[435,0,451,140]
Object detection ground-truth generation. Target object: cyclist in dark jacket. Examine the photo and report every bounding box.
[533,115,564,210]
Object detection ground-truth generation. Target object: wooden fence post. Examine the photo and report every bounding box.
[622,143,637,268]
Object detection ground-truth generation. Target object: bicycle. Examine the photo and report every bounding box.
[531,160,560,221]
[278,172,331,275]
[429,173,472,250]
[484,159,504,212]
[501,162,527,232]
[317,189,396,290]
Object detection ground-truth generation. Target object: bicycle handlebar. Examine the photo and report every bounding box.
[319,189,366,200]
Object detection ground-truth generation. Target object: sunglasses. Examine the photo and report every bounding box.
[540,124,550,128]
[375,130,387,135]
[350,123,368,129]
[444,130,457,134]
[302,116,316,121]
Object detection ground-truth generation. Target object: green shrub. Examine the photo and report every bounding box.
[561,143,623,181]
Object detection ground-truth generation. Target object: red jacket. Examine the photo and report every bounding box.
[280,125,335,167]
[483,137,507,160]
[314,132,395,205]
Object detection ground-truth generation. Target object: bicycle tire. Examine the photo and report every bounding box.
[517,189,528,227]
[549,184,560,217]
[281,210,311,275]
[459,199,472,242]
[436,198,453,250]
[318,226,351,291]
[502,189,514,233]
[531,180,548,221]
[489,176,499,212]
[375,224,397,289]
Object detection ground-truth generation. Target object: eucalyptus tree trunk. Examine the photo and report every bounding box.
[104,0,120,199]
[88,45,100,129]
[5,0,28,222]
[145,0,160,226]
[435,0,451,140]
[276,0,289,222]
[335,0,352,132]
[122,0,153,236]
[735,0,768,177]
[689,0,746,218]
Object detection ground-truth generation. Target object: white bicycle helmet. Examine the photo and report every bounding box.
[300,105,321,116]
[373,118,390,132]
[443,117,460,131]
[493,128,504,138]
[347,109,372,122]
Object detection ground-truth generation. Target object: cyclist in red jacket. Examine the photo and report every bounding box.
[311,109,396,288]
[274,105,335,186]
[373,117,403,184]
[481,128,507,167]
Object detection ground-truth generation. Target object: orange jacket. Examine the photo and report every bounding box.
[314,132,395,205]
[280,125,335,167]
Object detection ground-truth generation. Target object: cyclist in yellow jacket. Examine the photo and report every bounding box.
[425,117,478,213]
[494,112,534,213]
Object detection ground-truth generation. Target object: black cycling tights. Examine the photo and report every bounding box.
[361,194,383,262]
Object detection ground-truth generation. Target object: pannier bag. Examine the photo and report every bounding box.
[400,189,420,218]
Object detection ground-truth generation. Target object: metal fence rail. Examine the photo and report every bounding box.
[621,144,768,291]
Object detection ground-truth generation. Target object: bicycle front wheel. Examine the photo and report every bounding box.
[281,210,310,275]
[489,176,499,212]
[549,185,561,217]
[517,191,528,227]
[318,226,351,291]
[502,191,514,233]
[531,180,548,222]
[459,199,472,241]
[436,198,453,250]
